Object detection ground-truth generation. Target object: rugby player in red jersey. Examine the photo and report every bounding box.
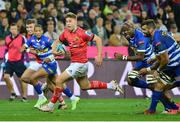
[21,19,77,110]
[39,12,123,112]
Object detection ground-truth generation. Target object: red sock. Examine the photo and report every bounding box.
[58,93,64,103]
[51,87,64,104]
[90,80,107,89]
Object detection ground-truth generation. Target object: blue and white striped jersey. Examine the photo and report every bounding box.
[152,29,180,67]
[25,35,55,62]
[130,29,155,61]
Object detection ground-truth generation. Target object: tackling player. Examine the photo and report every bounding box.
[139,19,180,114]
[114,22,179,114]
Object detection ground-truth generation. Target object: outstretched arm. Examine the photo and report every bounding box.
[93,35,103,66]
[114,52,145,61]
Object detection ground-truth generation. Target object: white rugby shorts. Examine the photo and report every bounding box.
[65,62,88,78]
[28,61,42,71]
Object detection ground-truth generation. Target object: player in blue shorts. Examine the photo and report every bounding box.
[115,22,179,114]
[21,24,79,109]
[139,19,180,114]
[21,19,78,110]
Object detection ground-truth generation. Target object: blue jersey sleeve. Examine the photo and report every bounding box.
[136,38,147,53]
[153,33,166,55]
[42,35,54,48]
[135,30,148,53]
[46,38,54,47]
[25,38,32,48]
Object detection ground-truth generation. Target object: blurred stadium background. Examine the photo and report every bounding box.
[0,0,180,121]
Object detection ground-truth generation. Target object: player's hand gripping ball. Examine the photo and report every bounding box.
[56,44,66,55]
[56,43,66,54]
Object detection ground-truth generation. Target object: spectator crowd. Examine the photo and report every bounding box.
[0,0,180,46]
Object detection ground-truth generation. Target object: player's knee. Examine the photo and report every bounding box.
[80,84,90,90]
[20,75,30,83]
[30,75,36,82]
[56,76,65,84]
[154,82,165,91]
[81,87,88,90]
[3,74,10,81]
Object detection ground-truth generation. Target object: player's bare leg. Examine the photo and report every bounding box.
[30,68,49,108]
[21,68,36,84]
[77,75,123,93]
[39,71,79,112]
[46,76,68,110]
[20,81,28,102]
[3,74,17,100]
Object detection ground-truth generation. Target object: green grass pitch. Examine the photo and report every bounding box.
[0,98,180,121]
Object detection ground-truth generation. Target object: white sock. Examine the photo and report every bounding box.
[70,95,76,101]
[38,93,45,99]
[48,102,54,109]
[107,82,113,89]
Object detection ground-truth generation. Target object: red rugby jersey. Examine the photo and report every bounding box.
[5,34,24,61]
[59,27,94,63]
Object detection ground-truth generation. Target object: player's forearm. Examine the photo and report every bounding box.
[159,60,168,71]
[126,55,144,61]
[94,35,103,57]
[158,53,169,71]
[52,40,59,54]
[149,61,159,70]
[115,53,144,61]
[20,45,27,52]
[28,48,38,55]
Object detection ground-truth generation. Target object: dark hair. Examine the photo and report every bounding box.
[120,21,135,35]
[65,12,77,19]
[26,19,36,25]
[170,23,177,29]
[10,23,17,27]
[142,19,156,29]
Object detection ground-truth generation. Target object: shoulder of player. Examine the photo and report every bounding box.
[154,29,162,36]
[5,34,11,40]
[63,28,70,33]
[135,29,144,38]
[76,27,89,33]
[41,34,48,39]
[27,35,37,42]
[41,35,52,42]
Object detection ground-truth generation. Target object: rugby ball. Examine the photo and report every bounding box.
[56,43,66,53]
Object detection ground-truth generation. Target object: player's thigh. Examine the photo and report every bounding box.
[3,73,11,81]
[65,62,88,79]
[47,74,59,84]
[56,71,72,85]
[154,80,167,91]
[28,61,42,71]
[46,77,55,92]
[47,74,68,88]
[21,68,36,82]
[76,75,90,90]
[30,68,49,81]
